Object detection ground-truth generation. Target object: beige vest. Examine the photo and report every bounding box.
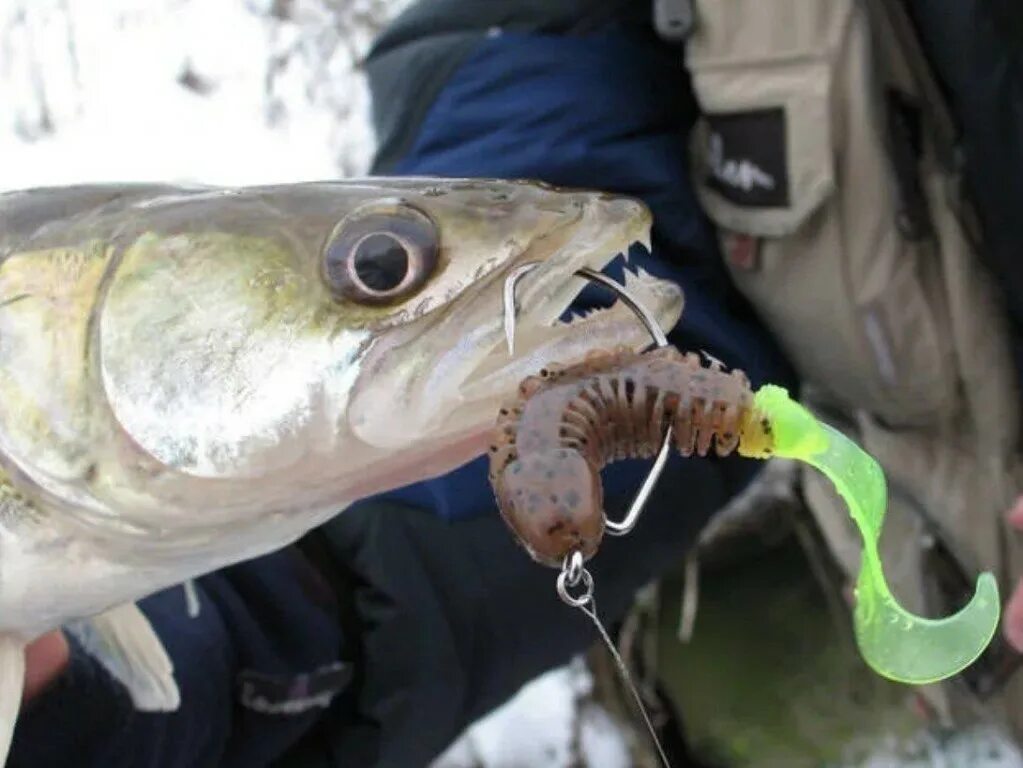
[682,0,1023,734]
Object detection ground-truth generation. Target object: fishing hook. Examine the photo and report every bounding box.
[502,262,672,536]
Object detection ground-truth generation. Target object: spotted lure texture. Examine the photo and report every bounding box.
[488,346,775,566]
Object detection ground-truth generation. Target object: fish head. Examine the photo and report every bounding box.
[336,178,684,493]
[94,178,682,508]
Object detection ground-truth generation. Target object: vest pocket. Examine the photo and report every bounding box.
[685,0,957,427]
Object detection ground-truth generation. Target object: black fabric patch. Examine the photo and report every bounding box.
[704,108,790,208]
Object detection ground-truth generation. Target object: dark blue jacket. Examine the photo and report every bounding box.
[9,4,795,767]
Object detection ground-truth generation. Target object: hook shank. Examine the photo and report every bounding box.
[502,263,674,537]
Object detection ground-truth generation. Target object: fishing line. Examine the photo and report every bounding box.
[558,551,673,768]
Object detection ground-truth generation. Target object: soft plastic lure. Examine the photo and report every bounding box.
[489,346,1000,684]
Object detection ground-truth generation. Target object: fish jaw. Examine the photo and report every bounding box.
[343,192,683,494]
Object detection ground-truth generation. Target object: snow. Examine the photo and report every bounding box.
[432,661,631,768]
[3,2,1023,766]
[0,0,403,192]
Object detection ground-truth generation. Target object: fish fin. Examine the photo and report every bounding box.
[65,602,180,712]
[0,634,25,765]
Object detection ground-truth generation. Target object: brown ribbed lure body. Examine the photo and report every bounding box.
[488,346,775,566]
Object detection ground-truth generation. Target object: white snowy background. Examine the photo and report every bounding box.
[2,1,1022,766]
[0,0,387,190]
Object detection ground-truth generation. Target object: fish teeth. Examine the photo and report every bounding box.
[621,262,645,288]
[560,305,612,326]
[633,265,655,284]
[623,265,665,303]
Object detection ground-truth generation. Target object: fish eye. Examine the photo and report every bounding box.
[323,201,439,304]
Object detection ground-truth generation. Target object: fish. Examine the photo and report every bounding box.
[0,177,683,760]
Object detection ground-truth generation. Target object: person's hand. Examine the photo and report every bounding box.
[23,630,69,702]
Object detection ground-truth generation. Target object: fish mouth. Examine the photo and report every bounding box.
[458,196,684,402]
[346,192,683,455]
